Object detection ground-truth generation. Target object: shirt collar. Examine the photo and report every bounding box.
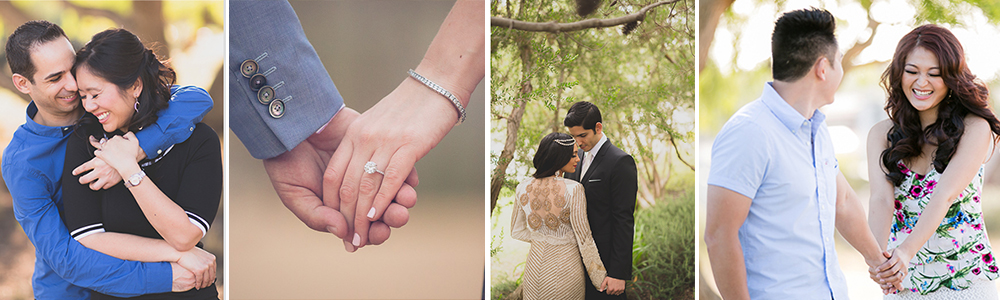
[586,134,608,157]
[23,101,75,138]
[760,82,825,133]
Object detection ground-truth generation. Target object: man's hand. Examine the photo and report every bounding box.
[170,262,196,292]
[871,248,910,294]
[601,277,625,295]
[263,107,418,252]
[73,136,134,190]
[323,76,456,250]
[176,247,216,290]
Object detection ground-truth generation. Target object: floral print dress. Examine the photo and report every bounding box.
[888,162,999,294]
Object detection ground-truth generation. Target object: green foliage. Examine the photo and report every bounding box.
[491,0,696,205]
[628,190,695,299]
[491,272,521,300]
[912,0,1000,25]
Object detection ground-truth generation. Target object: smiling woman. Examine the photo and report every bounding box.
[59,27,222,300]
[866,24,1000,298]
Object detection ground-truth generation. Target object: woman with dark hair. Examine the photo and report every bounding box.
[867,24,1000,299]
[510,132,607,299]
[60,28,221,299]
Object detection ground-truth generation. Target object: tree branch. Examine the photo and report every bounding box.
[491,0,680,33]
[669,132,694,170]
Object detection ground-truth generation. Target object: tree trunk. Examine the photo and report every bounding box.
[491,43,533,212]
[133,1,168,59]
[698,0,734,72]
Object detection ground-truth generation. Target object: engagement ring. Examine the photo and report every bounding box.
[364,161,385,175]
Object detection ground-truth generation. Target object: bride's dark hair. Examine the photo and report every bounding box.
[533,132,576,178]
[880,24,1000,185]
[72,28,175,134]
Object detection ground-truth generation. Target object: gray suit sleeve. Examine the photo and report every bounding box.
[229,0,344,159]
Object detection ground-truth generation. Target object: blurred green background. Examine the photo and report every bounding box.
[227,1,485,299]
[489,0,696,299]
[0,1,224,299]
[698,0,1000,299]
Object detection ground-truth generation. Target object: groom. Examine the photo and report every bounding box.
[2,20,212,299]
[563,101,637,299]
[705,8,898,299]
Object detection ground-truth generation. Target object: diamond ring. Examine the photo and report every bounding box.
[364,161,385,175]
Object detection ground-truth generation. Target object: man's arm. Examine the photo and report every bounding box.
[608,154,638,280]
[833,172,890,269]
[229,0,343,160]
[75,86,212,189]
[704,185,752,300]
[6,165,172,297]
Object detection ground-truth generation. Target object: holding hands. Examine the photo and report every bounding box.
[868,249,909,294]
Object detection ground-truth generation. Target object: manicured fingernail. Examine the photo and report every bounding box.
[352,233,361,247]
[343,240,354,252]
[327,226,340,236]
[367,207,376,219]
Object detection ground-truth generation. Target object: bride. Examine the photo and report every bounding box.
[511,132,608,299]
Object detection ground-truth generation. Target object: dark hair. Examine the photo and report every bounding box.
[563,101,602,130]
[880,24,1000,185]
[771,8,838,82]
[73,28,175,133]
[5,20,68,83]
[532,132,576,178]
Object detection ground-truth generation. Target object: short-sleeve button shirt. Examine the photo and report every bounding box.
[707,82,846,299]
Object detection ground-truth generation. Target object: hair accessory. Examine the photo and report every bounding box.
[364,161,385,175]
[407,69,466,125]
[554,138,575,146]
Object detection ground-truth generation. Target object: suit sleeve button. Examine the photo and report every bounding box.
[258,86,275,104]
[249,74,267,91]
[240,59,258,78]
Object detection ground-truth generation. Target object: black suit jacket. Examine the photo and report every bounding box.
[565,139,637,284]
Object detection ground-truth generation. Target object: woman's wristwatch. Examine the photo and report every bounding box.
[124,170,146,188]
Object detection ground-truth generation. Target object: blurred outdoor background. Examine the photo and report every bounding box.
[0,1,224,299]
[489,0,695,299]
[227,1,484,299]
[698,0,1000,299]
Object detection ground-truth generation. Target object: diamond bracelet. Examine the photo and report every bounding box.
[407,69,466,125]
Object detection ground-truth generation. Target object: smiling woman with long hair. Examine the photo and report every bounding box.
[867,24,1000,299]
[60,28,221,299]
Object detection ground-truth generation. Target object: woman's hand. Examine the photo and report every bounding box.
[324,76,458,249]
[176,247,216,290]
[873,247,912,293]
[93,132,143,177]
[867,250,900,294]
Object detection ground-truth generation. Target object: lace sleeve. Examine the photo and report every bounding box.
[569,182,607,287]
[510,181,531,242]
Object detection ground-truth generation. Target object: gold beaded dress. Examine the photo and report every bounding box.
[511,176,607,300]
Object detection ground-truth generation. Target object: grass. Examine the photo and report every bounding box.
[491,190,695,300]
[628,190,695,299]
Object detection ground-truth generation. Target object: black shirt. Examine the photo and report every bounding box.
[62,121,222,300]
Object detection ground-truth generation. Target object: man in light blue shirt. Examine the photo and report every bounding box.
[1,20,212,299]
[704,8,894,299]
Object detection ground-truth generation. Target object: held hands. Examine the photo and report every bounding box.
[91,132,143,178]
[323,74,460,249]
[170,262,196,292]
[74,134,146,190]
[176,247,217,290]
[264,107,419,252]
[869,248,911,294]
[600,277,626,296]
